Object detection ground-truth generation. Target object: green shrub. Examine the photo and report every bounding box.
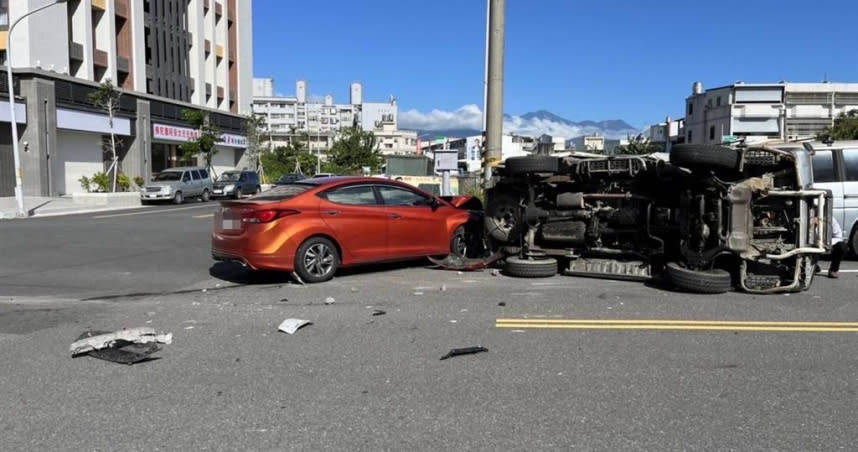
[133,176,145,188]
[117,173,131,192]
[78,175,92,192]
[91,172,110,192]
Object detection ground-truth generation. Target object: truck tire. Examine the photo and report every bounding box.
[665,262,731,294]
[485,191,522,243]
[669,144,740,172]
[505,256,557,278]
[505,156,560,175]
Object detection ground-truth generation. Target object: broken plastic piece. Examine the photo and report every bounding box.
[278,318,312,335]
[325,297,335,305]
[71,330,169,365]
[428,251,505,271]
[440,346,488,360]
[372,310,386,316]
[70,327,172,356]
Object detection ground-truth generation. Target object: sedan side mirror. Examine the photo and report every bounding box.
[429,197,440,210]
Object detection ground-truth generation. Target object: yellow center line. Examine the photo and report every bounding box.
[193,213,214,218]
[496,318,858,332]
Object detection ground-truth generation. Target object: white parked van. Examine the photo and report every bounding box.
[792,141,858,254]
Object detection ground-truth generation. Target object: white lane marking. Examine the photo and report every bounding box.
[193,213,214,218]
[92,204,215,219]
[819,269,858,273]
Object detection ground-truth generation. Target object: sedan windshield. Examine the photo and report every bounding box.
[220,172,241,182]
[153,172,181,181]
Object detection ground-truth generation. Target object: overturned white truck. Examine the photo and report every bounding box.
[485,144,833,294]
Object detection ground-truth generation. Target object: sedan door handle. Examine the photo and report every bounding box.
[388,213,402,219]
[322,210,339,216]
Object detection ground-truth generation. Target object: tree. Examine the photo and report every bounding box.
[244,112,267,180]
[88,79,122,191]
[179,109,222,178]
[614,134,663,155]
[817,109,858,142]
[260,145,318,181]
[328,127,382,175]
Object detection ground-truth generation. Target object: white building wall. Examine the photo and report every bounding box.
[9,0,70,72]
[130,0,146,92]
[188,0,206,105]
[236,0,253,114]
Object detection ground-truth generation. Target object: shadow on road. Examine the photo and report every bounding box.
[209,258,432,285]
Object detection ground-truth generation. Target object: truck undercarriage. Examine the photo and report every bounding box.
[484,144,832,294]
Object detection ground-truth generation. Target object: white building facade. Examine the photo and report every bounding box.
[0,0,254,197]
[252,78,418,157]
[684,81,858,145]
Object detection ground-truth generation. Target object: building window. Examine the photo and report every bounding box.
[687,130,693,143]
[687,102,693,116]
[709,126,715,141]
[716,96,722,107]
[0,0,8,28]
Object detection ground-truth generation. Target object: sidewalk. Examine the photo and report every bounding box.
[0,194,144,219]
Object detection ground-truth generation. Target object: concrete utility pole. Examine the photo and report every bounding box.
[483,0,505,186]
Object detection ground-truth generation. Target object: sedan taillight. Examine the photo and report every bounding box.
[241,209,299,224]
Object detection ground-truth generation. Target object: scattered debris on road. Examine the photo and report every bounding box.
[70,328,173,365]
[428,251,505,271]
[413,291,424,296]
[440,284,447,292]
[440,346,488,360]
[278,318,312,335]
[372,309,386,316]
[491,269,500,276]
[498,302,507,306]
[291,272,306,285]
[324,297,336,305]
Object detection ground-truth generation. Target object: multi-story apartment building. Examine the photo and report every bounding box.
[0,0,253,197]
[252,78,418,158]
[684,81,858,145]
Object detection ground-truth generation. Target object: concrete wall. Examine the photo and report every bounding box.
[56,130,103,195]
[236,0,253,114]
[10,0,70,72]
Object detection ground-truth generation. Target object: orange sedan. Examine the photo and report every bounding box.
[211,177,481,283]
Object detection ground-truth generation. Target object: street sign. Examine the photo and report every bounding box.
[434,151,458,171]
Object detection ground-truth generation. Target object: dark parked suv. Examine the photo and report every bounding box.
[213,170,261,199]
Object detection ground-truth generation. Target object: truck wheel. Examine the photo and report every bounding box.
[485,191,521,243]
[665,262,731,294]
[669,144,740,172]
[505,156,560,176]
[505,256,557,278]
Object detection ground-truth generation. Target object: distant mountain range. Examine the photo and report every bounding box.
[412,109,640,141]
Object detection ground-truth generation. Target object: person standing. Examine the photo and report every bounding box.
[829,217,847,278]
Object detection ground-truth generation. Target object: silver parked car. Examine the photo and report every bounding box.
[141,166,213,204]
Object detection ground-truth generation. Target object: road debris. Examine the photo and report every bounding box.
[440,346,488,360]
[70,328,173,365]
[491,269,500,276]
[324,297,336,305]
[291,272,306,285]
[371,309,386,316]
[498,302,507,306]
[428,251,505,271]
[413,291,424,296]
[278,318,312,335]
[440,284,447,292]
[350,287,359,293]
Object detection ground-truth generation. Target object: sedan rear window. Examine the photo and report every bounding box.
[250,184,312,201]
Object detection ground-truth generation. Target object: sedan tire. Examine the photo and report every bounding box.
[294,237,340,283]
[173,192,183,205]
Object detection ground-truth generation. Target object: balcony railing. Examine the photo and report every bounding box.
[93,49,108,68]
[69,42,84,62]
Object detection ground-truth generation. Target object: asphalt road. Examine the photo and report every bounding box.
[1,205,857,450]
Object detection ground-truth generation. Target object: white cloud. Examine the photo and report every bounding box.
[399,104,483,131]
[400,105,638,139]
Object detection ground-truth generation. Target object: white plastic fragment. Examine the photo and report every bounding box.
[69,327,173,356]
[278,318,312,335]
[491,269,500,276]
[440,285,447,292]
[324,297,336,305]
[413,291,424,296]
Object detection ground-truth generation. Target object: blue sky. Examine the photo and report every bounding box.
[253,0,858,128]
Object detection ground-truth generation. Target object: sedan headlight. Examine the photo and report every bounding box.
[162,185,173,193]
[223,184,235,192]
